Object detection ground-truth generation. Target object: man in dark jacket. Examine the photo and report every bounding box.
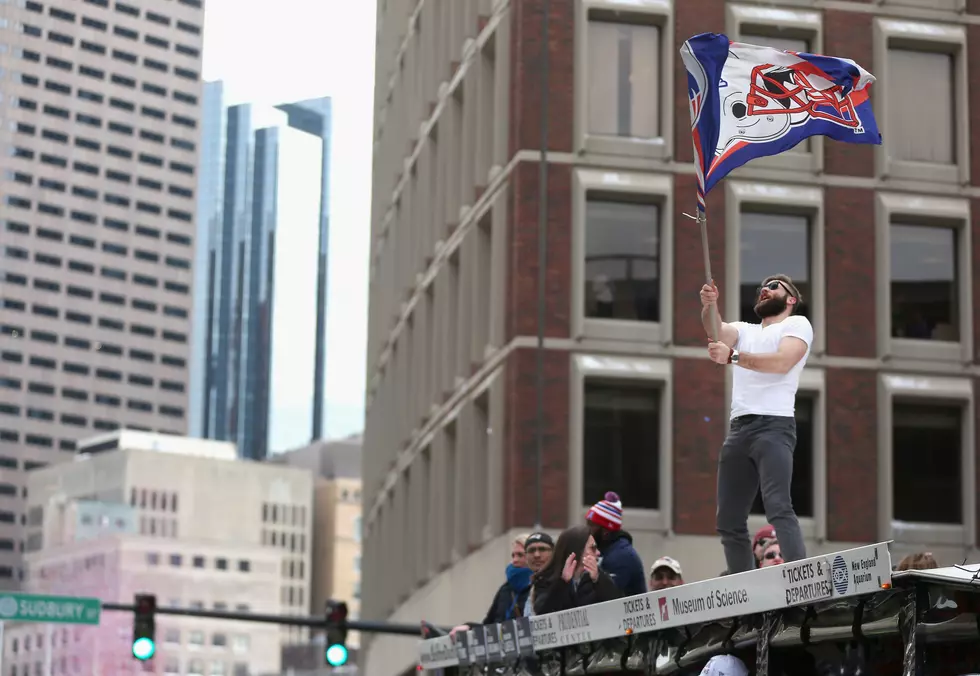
[586,491,647,597]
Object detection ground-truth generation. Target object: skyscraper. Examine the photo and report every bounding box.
[194,89,331,460]
[0,0,204,586]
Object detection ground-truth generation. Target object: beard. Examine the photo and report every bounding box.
[754,294,788,319]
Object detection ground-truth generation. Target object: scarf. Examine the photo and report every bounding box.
[504,563,533,619]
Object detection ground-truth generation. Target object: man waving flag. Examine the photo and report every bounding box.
[681,34,882,578]
[680,32,881,211]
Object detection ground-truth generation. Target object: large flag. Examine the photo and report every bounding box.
[680,32,881,211]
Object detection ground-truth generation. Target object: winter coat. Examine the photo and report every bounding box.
[531,569,622,616]
[597,530,647,597]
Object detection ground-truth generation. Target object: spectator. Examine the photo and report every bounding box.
[897,552,939,571]
[448,533,532,639]
[649,556,684,591]
[531,525,621,615]
[760,540,784,567]
[585,491,647,596]
[753,525,777,568]
[522,532,555,617]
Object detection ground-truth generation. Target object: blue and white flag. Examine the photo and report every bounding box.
[680,32,881,211]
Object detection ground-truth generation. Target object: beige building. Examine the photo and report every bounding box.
[1,430,314,675]
[365,0,980,674]
[0,0,204,583]
[273,436,363,651]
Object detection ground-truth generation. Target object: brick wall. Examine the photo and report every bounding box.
[673,358,726,535]
[673,173,727,346]
[507,0,574,155]
[504,161,572,340]
[823,11,875,178]
[973,201,980,364]
[825,187,876,358]
[503,347,570,529]
[826,370,878,542]
[496,0,979,545]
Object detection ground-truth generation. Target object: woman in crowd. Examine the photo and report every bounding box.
[531,525,621,615]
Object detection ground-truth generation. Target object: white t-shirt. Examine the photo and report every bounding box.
[729,315,813,420]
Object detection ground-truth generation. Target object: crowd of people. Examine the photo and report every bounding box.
[444,490,941,642]
[435,278,947,673]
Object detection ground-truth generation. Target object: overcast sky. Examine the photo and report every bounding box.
[200,0,378,443]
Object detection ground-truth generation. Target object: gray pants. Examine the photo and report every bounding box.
[716,414,806,573]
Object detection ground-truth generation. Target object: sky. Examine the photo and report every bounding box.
[200,0,378,443]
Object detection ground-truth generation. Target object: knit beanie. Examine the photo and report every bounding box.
[586,491,623,531]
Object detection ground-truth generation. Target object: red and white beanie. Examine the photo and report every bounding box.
[586,491,623,531]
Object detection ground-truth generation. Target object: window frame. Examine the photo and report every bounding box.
[877,373,976,549]
[877,0,962,18]
[724,3,824,176]
[874,191,973,363]
[745,368,826,542]
[873,19,969,185]
[571,168,674,345]
[723,180,826,356]
[569,353,673,532]
[573,0,674,161]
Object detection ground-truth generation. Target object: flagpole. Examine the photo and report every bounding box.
[697,210,721,342]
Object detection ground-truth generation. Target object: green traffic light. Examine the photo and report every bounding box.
[326,643,348,666]
[132,637,156,660]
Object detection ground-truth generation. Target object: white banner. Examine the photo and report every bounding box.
[419,542,892,670]
[417,635,457,670]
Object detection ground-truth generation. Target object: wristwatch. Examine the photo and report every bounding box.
[727,348,740,365]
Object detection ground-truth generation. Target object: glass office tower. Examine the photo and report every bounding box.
[194,86,331,460]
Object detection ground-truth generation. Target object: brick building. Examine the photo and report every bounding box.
[362,1,980,673]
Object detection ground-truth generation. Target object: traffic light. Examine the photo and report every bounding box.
[325,599,349,667]
[131,593,156,661]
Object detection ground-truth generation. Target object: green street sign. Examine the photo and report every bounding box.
[0,593,101,625]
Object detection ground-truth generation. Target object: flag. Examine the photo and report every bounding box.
[680,32,881,212]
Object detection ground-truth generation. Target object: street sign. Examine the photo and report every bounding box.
[0,592,101,625]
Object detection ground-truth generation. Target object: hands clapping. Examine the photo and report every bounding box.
[561,551,600,582]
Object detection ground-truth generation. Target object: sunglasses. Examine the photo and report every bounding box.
[758,280,795,296]
[526,546,553,555]
[764,549,782,560]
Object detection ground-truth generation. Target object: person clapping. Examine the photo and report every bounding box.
[530,525,622,615]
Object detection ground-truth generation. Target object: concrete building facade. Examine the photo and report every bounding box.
[273,435,363,650]
[0,0,205,584]
[0,430,314,675]
[363,0,980,673]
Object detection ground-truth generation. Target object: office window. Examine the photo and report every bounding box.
[888,49,954,165]
[583,379,660,510]
[890,224,957,341]
[587,16,659,139]
[584,198,660,323]
[739,212,810,321]
[751,395,814,517]
[893,402,961,524]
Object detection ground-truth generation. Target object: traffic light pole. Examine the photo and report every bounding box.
[103,602,436,637]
